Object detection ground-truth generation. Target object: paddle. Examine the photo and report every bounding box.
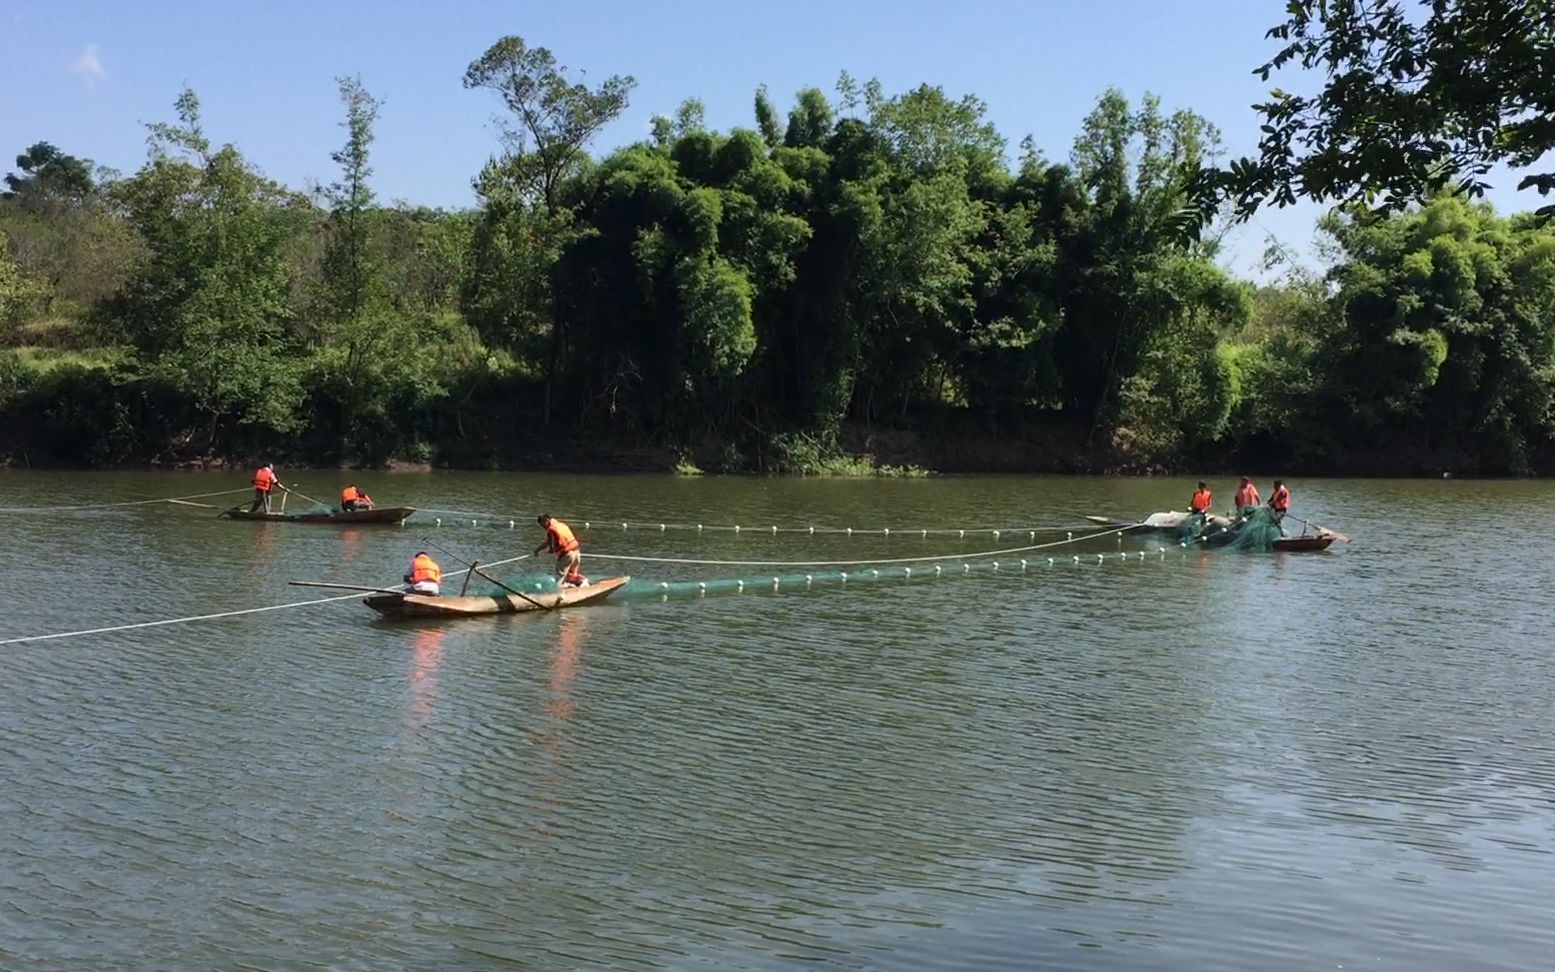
[1290,514,1351,543]
[282,485,333,511]
[289,580,414,596]
[420,539,552,611]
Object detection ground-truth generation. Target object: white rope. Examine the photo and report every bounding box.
[0,553,533,646]
[581,525,1136,568]
[411,508,1106,536]
[0,487,251,514]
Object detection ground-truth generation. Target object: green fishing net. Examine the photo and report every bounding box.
[1219,506,1286,552]
[1175,512,1207,543]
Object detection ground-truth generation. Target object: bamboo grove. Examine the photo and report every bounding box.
[4,33,1555,474]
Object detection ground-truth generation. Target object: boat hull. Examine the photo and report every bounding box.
[221,506,416,525]
[1084,512,1233,533]
[1272,535,1336,552]
[364,576,631,618]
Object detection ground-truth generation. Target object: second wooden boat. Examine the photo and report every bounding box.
[220,506,417,525]
[1272,534,1336,552]
[364,576,632,619]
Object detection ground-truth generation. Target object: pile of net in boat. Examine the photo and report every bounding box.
[1175,513,1207,544]
[1217,507,1286,551]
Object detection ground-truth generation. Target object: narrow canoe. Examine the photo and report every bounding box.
[1202,527,1337,551]
[220,506,416,525]
[1272,534,1336,552]
[364,575,632,619]
[1084,512,1234,533]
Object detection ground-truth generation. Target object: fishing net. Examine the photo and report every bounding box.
[1219,506,1286,552]
[1175,512,1207,544]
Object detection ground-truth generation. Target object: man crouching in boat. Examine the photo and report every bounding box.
[404,551,441,595]
[534,514,585,587]
[340,484,374,512]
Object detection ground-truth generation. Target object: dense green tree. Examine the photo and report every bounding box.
[3,143,93,202]
[0,227,44,330]
[1319,195,1555,469]
[7,51,1555,477]
[318,75,383,337]
[1224,0,1555,218]
[99,89,307,452]
[462,35,636,420]
[1,142,139,317]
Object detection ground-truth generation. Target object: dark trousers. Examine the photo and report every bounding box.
[248,488,271,513]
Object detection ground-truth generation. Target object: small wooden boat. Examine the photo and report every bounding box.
[220,506,416,525]
[1084,512,1234,533]
[1272,534,1336,552]
[364,576,631,619]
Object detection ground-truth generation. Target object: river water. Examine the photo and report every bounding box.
[1,471,1552,970]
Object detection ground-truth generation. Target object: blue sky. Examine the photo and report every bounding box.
[0,0,1539,279]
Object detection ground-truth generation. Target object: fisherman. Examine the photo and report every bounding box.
[340,484,374,512]
[248,463,285,513]
[1233,476,1260,516]
[534,513,582,585]
[1268,480,1292,524]
[1189,481,1213,515]
[404,550,441,595]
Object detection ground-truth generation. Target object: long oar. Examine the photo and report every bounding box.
[421,539,551,611]
[1291,515,1351,543]
[283,485,331,511]
[289,580,412,596]
[167,498,220,509]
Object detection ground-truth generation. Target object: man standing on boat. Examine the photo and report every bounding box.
[1268,480,1291,524]
[1189,482,1213,516]
[534,514,583,586]
[404,551,441,595]
[340,484,374,512]
[248,463,285,513]
[1233,477,1260,517]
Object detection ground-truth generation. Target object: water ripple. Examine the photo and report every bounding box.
[1,473,1554,969]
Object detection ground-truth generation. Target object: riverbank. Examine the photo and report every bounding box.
[0,412,1531,478]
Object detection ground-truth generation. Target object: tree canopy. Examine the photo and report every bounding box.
[1223,0,1555,219]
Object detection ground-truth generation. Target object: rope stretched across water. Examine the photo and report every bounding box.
[0,487,251,514]
[0,553,532,646]
[413,507,1111,537]
[579,525,1137,568]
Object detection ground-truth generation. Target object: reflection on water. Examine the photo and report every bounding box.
[1,472,1554,970]
[405,625,444,736]
[545,612,585,722]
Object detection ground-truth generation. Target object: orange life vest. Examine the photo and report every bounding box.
[1190,488,1212,513]
[253,467,276,491]
[409,554,441,585]
[1235,484,1259,509]
[546,520,580,553]
[1270,485,1291,511]
[341,485,359,505]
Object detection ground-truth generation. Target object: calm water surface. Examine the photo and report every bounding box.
[1,472,1552,970]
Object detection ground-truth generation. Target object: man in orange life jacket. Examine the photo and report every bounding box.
[534,514,585,587]
[404,551,441,595]
[1268,480,1292,524]
[1233,476,1260,516]
[1189,482,1213,515]
[247,463,285,513]
[340,484,374,512]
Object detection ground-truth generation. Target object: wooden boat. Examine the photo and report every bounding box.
[220,505,416,525]
[1272,534,1336,552]
[364,575,631,619]
[1201,523,1338,552]
[1084,512,1233,533]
